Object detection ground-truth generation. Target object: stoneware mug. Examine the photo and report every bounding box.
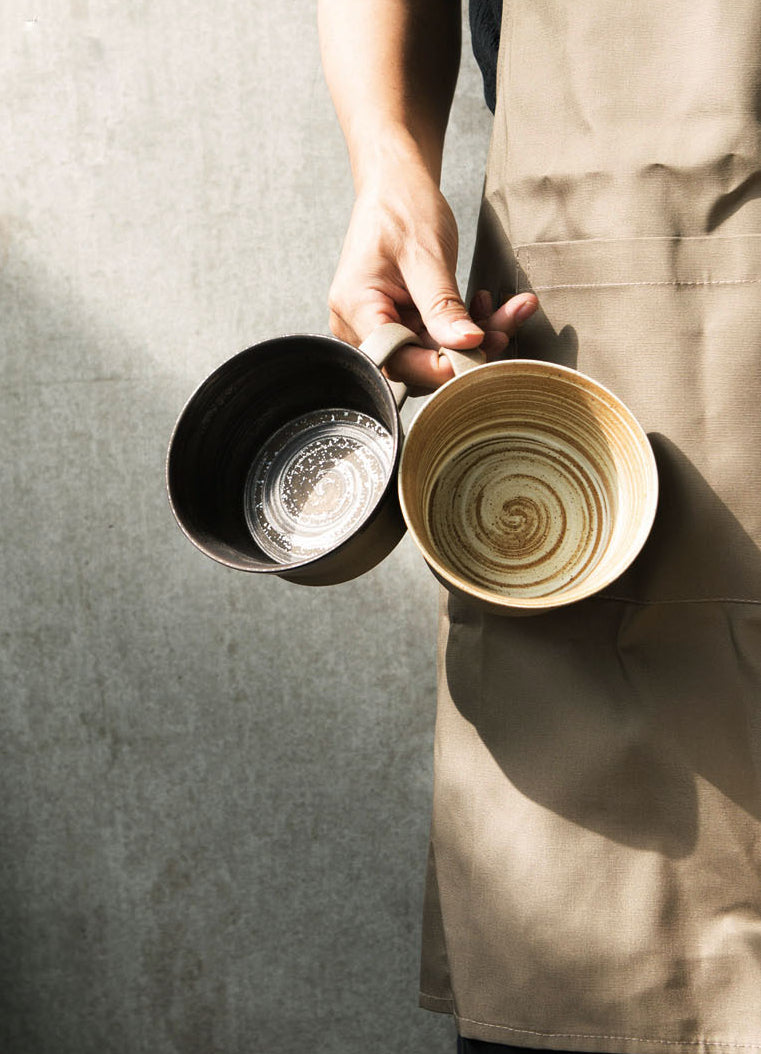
[398,351,659,614]
[166,324,422,586]
[167,323,657,605]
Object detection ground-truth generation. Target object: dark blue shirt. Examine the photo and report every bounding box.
[469,0,502,113]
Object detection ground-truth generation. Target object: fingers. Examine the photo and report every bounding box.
[385,291,540,391]
[329,278,454,393]
[325,177,539,392]
[403,257,485,351]
[327,182,489,378]
[487,292,539,336]
[368,289,541,393]
[480,329,510,362]
[471,289,539,334]
[384,343,455,391]
[470,289,539,361]
[401,263,539,365]
[470,289,494,324]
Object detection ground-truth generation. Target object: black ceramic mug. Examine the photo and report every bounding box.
[166,324,421,585]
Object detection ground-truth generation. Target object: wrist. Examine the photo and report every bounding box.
[347,123,444,193]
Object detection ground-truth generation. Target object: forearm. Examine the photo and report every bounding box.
[318,0,536,385]
[317,0,462,188]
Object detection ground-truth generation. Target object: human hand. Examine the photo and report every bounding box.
[328,163,538,394]
[385,287,539,394]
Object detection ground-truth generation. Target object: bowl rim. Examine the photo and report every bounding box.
[398,357,659,611]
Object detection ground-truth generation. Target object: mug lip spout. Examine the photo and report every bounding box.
[398,356,659,612]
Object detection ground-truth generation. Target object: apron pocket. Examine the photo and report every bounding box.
[508,234,761,603]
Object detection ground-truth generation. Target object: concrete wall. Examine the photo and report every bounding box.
[1,3,492,1051]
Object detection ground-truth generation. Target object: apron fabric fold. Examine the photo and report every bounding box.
[420,2,761,1049]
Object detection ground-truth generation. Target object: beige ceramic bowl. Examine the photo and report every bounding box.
[399,356,658,614]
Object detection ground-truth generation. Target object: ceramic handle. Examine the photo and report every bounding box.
[440,346,487,376]
[360,324,485,401]
[360,323,423,407]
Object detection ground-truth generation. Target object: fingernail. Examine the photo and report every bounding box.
[515,300,537,324]
[452,319,484,337]
[471,290,491,318]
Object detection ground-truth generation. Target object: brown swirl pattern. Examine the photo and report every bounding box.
[399,360,658,609]
[427,430,612,598]
[245,409,394,563]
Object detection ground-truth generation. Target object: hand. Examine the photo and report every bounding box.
[385,288,539,394]
[327,163,538,393]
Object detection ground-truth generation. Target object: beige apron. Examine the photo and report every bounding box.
[419,2,761,1050]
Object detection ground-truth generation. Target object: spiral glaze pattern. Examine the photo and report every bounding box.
[245,409,394,563]
[399,360,657,610]
[427,431,611,597]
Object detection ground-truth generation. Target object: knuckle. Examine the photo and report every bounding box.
[327,286,356,337]
[428,291,465,317]
[327,280,347,318]
[328,311,344,339]
[329,309,353,343]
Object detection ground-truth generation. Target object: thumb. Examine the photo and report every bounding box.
[405,257,484,349]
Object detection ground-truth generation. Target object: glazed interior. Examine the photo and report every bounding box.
[399,360,657,608]
[244,408,395,564]
[167,335,400,572]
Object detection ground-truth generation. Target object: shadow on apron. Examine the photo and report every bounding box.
[422,207,761,1049]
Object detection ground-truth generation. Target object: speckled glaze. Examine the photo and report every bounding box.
[399,358,658,614]
[166,326,420,586]
[244,408,395,562]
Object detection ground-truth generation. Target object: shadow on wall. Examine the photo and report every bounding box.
[0,248,247,1054]
[0,251,443,1054]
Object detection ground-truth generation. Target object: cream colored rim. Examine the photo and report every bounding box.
[398,358,659,611]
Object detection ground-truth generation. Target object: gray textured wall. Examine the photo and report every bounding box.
[1,3,492,1051]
